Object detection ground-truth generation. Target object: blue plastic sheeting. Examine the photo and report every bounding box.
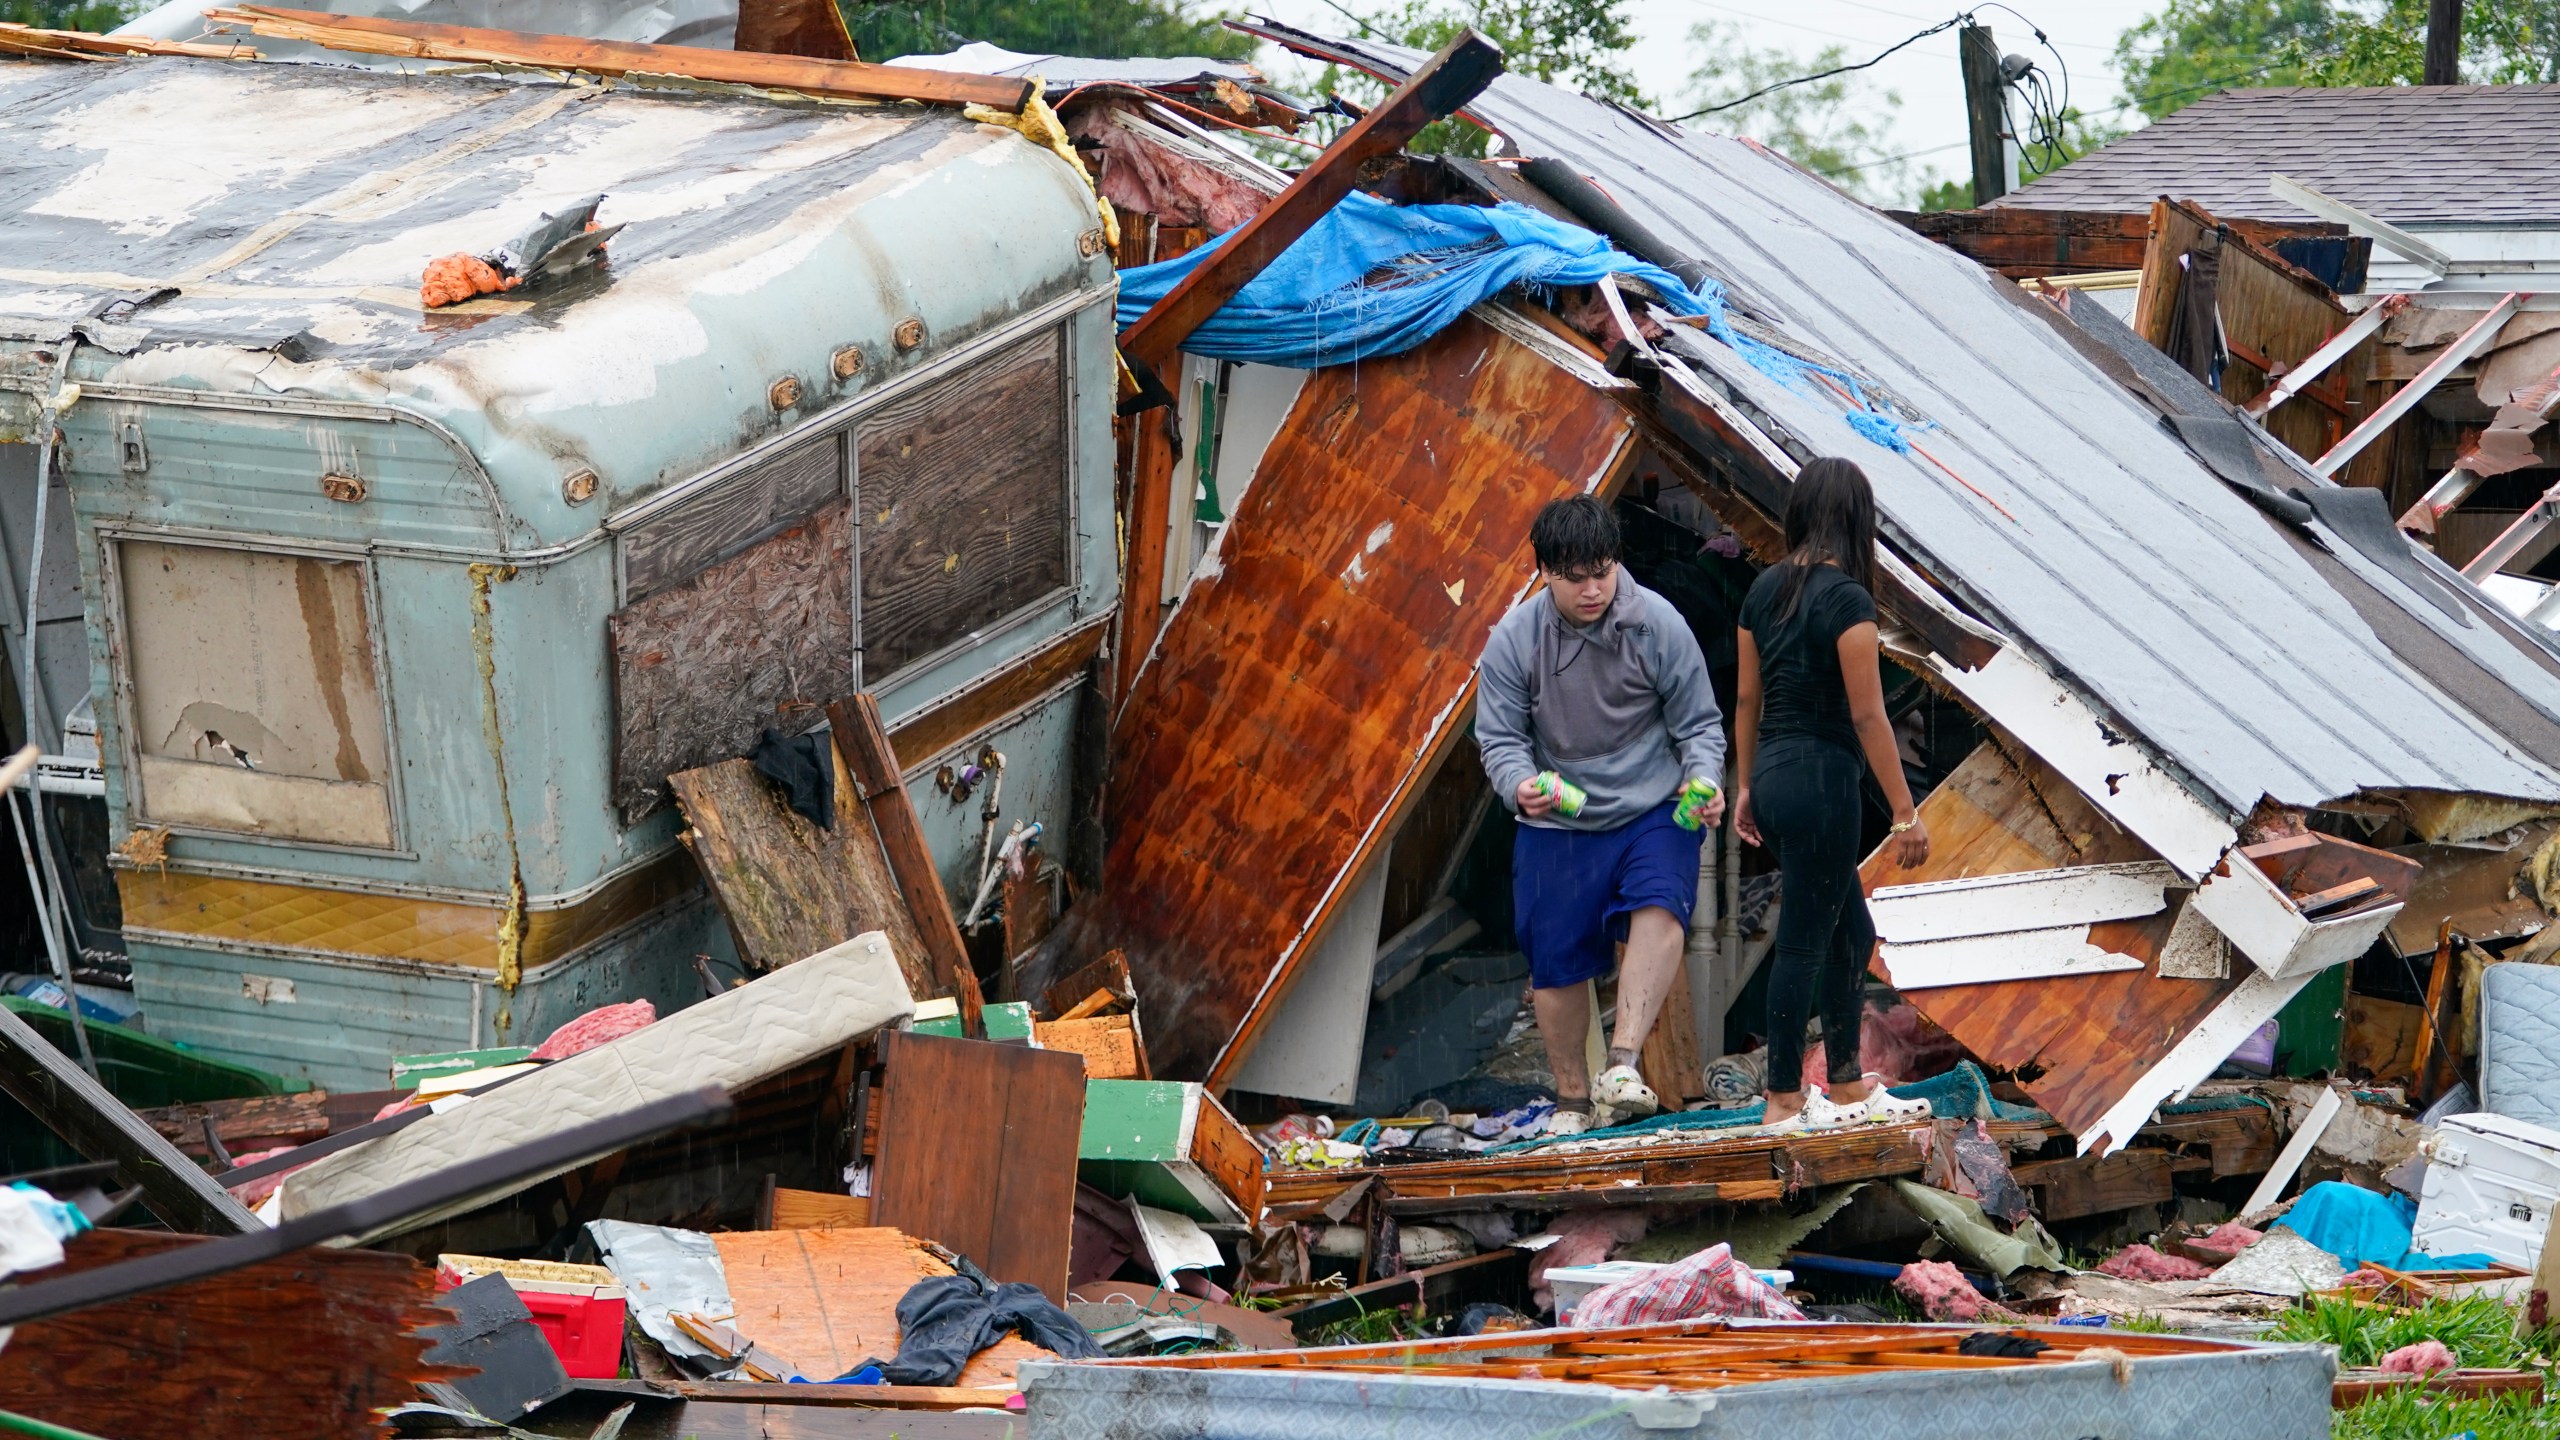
[2276,1181,2498,1270]
[1113,192,1916,450]
[1483,1060,2042,1156]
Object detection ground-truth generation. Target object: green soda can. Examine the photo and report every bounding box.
[1673,776,1721,831]
[1530,771,1586,818]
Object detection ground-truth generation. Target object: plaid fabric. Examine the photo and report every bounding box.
[1573,1243,1802,1326]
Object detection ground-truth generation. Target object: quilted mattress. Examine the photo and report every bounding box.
[2481,961,2560,1128]
[279,932,915,1240]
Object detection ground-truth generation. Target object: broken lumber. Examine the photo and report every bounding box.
[830,692,983,1032]
[0,1000,259,1234]
[667,752,936,995]
[137,1091,331,1159]
[204,6,1030,110]
[1115,28,1503,375]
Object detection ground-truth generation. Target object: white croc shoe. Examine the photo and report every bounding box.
[1591,1064,1661,1120]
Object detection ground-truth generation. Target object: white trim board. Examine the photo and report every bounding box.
[1879,933,2147,989]
[1869,862,2183,943]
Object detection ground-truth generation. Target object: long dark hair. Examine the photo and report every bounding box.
[1770,457,1876,622]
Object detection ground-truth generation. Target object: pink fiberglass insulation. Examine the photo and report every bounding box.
[2200,1223,2263,1253]
[2096,1244,2214,1281]
[1894,1259,1993,1320]
[1527,1209,1649,1310]
[2380,1339,2457,1375]
[530,998,657,1061]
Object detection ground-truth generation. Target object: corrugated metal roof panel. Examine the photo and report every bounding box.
[1253,25,2560,819]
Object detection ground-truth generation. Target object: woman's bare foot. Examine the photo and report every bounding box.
[1828,1076,1876,1105]
[1764,1089,1807,1125]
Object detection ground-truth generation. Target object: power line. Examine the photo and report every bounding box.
[1673,10,1970,121]
[1817,137,1971,176]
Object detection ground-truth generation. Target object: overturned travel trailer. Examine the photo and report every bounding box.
[0,43,1118,1088]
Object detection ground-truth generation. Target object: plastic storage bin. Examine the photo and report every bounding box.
[436,1254,627,1379]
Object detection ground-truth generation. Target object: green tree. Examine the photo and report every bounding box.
[2,0,137,30]
[2298,0,2560,83]
[2115,0,2560,121]
[2113,0,2339,120]
[841,0,1254,63]
[1679,20,1913,203]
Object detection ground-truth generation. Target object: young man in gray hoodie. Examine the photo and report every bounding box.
[1478,496,1726,1135]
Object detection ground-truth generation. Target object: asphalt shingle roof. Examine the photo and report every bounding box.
[1995,85,2560,226]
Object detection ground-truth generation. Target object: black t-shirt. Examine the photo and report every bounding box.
[1740,562,1875,767]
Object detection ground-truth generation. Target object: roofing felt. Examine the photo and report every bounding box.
[0,56,1105,533]
[1991,85,2560,226]
[1244,22,2560,819]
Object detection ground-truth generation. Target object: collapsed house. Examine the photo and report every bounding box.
[1045,25,2560,1173]
[1911,85,2560,592]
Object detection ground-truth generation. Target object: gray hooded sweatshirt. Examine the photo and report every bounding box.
[1477,569,1726,831]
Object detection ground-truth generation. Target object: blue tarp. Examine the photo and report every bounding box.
[2277,1180,2498,1271]
[1113,192,1916,451]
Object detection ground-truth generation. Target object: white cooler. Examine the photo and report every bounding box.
[2412,1111,2560,1269]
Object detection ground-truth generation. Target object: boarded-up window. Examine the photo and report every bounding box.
[858,329,1070,679]
[622,435,844,601]
[118,541,394,848]
[610,504,853,821]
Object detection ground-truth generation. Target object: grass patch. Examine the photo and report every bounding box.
[2334,1388,2560,1440]
[1305,1304,1421,1347]
[2270,1294,2530,1371]
[2110,1312,2176,1334]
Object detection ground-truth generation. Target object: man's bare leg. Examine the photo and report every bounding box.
[1532,981,1592,1104]
[1606,905,1684,1070]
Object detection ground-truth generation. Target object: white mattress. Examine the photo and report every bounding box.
[2481,961,2560,1128]
[280,932,915,1240]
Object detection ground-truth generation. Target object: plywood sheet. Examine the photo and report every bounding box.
[1092,313,1635,1078]
[713,1227,1050,1386]
[0,1228,459,1440]
[611,504,853,820]
[858,330,1070,680]
[870,1031,1085,1301]
[1864,739,2248,1136]
[668,748,935,995]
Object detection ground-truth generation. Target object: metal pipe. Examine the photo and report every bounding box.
[2314,292,2519,476]
[16,343,91,1078]
[2244,294,2403,420]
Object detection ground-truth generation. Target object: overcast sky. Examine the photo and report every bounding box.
[1242,1,2173,204]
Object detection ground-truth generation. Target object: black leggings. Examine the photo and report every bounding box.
[1755,743,1875,1092]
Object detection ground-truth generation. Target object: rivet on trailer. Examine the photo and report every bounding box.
[0,33,1121,1090]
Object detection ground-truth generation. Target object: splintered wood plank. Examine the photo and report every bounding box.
[1094,313,1636,1078]
[0,1229,463,1439]
[1862,740,2246,1136]
[138,1090,331,1157]
[2013,1149,2178,1220]
[768,1187,874,1230]
[870,1032,1085,1301]
[712,1228,1050,1387]
[668,753,935,994]
[215,5,1031,108]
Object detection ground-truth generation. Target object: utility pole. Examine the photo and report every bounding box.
[1959,23,2007,207]
[2426,0,2463,84]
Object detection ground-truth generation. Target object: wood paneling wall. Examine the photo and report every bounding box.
[1091,314,1636,1079]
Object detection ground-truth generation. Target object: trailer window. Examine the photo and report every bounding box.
[857,327,1071,679]
[117,540,395,848]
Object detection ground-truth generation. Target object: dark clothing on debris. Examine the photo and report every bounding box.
[751,728,833,830]
[858,1270,1102,1385]
[1740,562,1873,769]
[1755,743,1875,1091]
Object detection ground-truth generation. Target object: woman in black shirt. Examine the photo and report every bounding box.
[1733,458,1932,1131]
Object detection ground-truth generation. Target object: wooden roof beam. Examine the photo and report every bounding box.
[204,5,1030,111]
[1114,28,1504,381]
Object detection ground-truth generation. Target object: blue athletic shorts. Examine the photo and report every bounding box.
[1512,797,1705,990]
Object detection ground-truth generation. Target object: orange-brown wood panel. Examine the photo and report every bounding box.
[1862,739,2246,1137]
[1094,314,1635,1078]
